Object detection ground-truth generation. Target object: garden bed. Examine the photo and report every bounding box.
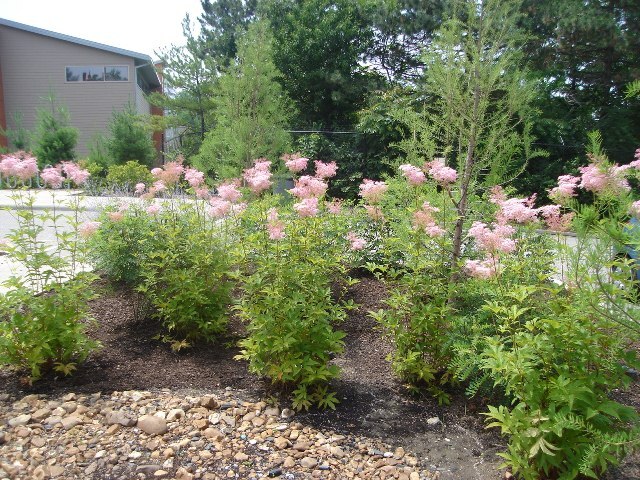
[2,276,639,479]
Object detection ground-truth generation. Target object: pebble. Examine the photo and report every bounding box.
[426,416,441,426]
[0,389,427,479]
[138,415,168,436]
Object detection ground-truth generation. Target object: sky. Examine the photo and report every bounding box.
[0,0,203,59]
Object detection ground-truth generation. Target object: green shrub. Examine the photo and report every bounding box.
[137,204,233,343]
[0,278,98,380]
[106,161,153,188]
[106,104,157,167]
[89,204,155,284]
[33,93,78,166]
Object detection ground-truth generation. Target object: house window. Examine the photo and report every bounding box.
[65,65,129,82]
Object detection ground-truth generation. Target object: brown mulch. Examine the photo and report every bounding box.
[1,275,639,479]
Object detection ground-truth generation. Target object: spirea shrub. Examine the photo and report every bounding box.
[0,155,98,381]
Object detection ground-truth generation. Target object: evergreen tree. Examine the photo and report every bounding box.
[198,0,257,69]
[106,104,157,167]
[150,16,218,157]
[33,92,78,167]
[194,20,293,179]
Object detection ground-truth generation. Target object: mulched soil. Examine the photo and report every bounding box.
[1,276,639,479]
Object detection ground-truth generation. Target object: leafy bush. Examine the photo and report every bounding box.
[0,181,98,381]
[33,93,78,166]
[137,203,233,343]
[106,104,157,167]
[105,161,153,189]
[234,159,353,410]
[89,204,155,284]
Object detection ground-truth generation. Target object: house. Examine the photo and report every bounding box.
[0,17,163,159]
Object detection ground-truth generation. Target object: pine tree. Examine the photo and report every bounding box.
[194,20,293,179]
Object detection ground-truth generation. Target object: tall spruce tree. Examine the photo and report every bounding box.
[194,20,293,179]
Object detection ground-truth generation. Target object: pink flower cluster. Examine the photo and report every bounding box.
[78,221,102,238]
[314,161,338,179]
[495,196,538,225]
[266,208,286,240]
[39,161,90,188]
[399,164,426,186]
[293,197,320,217]
[284,156,338,218]
[358,180,388,204]
[326,199,342,214]
[347,232,366,251]
[208,180,246,219]
[548,175,580,204]
[468,221,516,254]
[412,201,445,237]
[465,259,498,279]
[425,158,457,185]
[282,153,308,173]
[152,158,184,187]
[289,176,328,199]
[0,152,39,181]
[184,167,205,188]
[243,159,272,195]
[538,205,574,232]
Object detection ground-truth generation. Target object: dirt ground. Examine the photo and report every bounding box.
[1,276,639,480]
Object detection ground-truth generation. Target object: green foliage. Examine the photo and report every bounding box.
[195,20,293,179]
[105,161,153,189]
[87,133,113,172]
[235,195,351,410]
[0,190,98,381]
[480,286,640,479]
[0,112,31,151]
[106,104,157,167]
[261,0,377,129]
[89,204,155,284]
[151,16,218,157]
[137,203,233,342]
[0,278,98,381]
[33,92,78,167]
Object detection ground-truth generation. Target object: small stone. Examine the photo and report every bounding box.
[31,436,46,447]
[200,396,219,409]
[8,414,31,427]
[200,450,213,459]
[208,413,221,425]
[163,448,175,458]
[175,466,194,480]
[106,410,137,427]
[426,417,441,426]
[167,408,185,422]
[61,402,77,413]
[283,457,296,468]
[274,437,291,450]
[280,408,295,419]
[154,470,169,478]
[504,472,513,479]
[264,407,280,416]
[251,416,266,427]
[234,451,249,461]
[85,462,98,475]
[62,393,77,402]
[300,457,318,469]
[32,408,51,421]
[44,416,63,427]
[129,451,142,459]
[61,416,83,430]
[0,432,6,444]
[268,467,283,477]
[330,446,345,458]
[409,473,420,480]
[106,424,120,435]
[203,427,224,441]
[138,415,168,436]
[137,464,161,475]
[193,419,208,429]
[49,465,65,477]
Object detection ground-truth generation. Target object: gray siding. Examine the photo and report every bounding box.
[0,24,147,158]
